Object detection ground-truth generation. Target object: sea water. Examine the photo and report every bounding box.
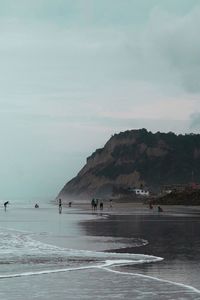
[0,201,199,299]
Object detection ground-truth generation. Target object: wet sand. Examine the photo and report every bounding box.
[68,199,200,291]
[64,199,200,216]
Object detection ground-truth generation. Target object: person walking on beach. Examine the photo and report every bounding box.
[58,198,62,214]
[4,201,9,211]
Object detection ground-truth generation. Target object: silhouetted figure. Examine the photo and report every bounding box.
[158,206,163,212]
[91,198,95,211]
[100,201,103,210]
[109,199,113,208]
[96,198,99,208]
[94,199,97,211]
[68,202,72,207]
[35,204,39,208]
[149,201,153,209]
[58,198,62,214]
[4,201,9,211]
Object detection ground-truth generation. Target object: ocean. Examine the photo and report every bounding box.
[0,200,199,299]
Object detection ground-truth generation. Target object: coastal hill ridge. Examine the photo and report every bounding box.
[57,128,200,199]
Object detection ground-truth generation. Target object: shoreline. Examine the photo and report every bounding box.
[62,199,200,216]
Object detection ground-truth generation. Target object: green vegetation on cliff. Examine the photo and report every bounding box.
[155,190,200,206]
[58,128,200,199]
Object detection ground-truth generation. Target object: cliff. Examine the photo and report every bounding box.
[57,128,200,199]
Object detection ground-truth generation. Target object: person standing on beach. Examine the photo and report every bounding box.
[58,198,62,214]
[91,198,95,211]
[100,200,103,210]
[109,199,113,208]
[4,201,9,211]
[96,198,99,209]
[149,201,153,209]
[94,199,97,211]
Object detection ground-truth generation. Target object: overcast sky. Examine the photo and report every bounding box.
[0,0,200,200]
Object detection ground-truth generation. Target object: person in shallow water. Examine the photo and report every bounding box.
[4,201,9,211]
[58,198,62,214]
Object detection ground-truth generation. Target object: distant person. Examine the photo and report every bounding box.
[91,198,95,211]
[35,204,39,208]
[149,201,153,209]
[94,199,97,211]
[58,198,62,214]
[158,206,163,212]
[109,199,113,208]
[4,201,9,211]
[96,198,99,208]
[68,202,72,207]
[100,200,103,211]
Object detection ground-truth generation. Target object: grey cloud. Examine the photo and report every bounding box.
[138,6,200,93]
[0,0,198,199]
[1,2,200,95]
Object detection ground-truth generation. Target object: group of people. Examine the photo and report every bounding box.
[2,199,73,213]
[91,198,104,211]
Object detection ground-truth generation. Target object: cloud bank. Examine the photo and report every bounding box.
[0,0,199,199]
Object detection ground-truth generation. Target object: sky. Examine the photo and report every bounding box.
[0,0,200,200]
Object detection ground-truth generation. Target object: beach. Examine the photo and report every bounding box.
[0,200,199,299]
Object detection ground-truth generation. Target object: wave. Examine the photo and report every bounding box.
[0,257,199,297]
[103,264,200,295]
[0,257,161,278]
[0,228,199,296]
[0,228,162,277]
[0,228,149,264]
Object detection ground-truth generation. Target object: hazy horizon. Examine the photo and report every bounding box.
[0,0,200,200]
